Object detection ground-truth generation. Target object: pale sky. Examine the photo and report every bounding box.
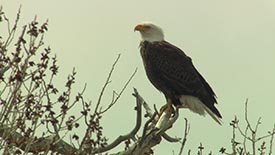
[2,0,275,154]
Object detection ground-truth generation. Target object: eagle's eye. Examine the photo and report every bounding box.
[143,25,151,29]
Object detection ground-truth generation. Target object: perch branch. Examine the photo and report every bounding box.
[140,94,180,143]
[116,100,180,155]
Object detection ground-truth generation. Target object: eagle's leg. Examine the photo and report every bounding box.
[160,98,175,116]
[155,98,176,130]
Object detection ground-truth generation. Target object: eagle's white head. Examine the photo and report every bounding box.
[134,22,164,42]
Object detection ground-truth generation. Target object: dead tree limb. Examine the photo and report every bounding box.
[111,89,181,155]
[91,88,143,154]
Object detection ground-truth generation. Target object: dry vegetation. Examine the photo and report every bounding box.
[0,7,274,155]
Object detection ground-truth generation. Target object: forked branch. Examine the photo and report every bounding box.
[91,88,143,154]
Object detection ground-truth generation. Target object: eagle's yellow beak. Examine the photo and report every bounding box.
[134,24,143,32]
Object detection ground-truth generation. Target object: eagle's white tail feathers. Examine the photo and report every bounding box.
[179,95,206,116]
[179,95,222,125]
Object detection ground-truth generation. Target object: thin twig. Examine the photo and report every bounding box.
[256,132,275,142]
[178,118,190,155]
[3,5,21,48]
[162,133,181,143]
[243,125,249,154]
[244,99,258,155]
[100,68,137,114]
[94,54,121,114]
[232,117,237,155]
[269,124,275,155]
[244,99,253,132]
[237,125,253,141]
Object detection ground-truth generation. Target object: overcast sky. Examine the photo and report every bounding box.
[2,0,275,154]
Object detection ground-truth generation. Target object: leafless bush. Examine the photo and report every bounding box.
[219,99,275,155]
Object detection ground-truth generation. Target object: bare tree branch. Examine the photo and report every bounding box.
[3,5,21,48]
[162,133,181,143]
[100,68,138,114]
[269,124,275,155]
[112,99,181,155]
[222,100,275,155]
[91,88,143,154]
[0,125,78,154]
[139,93,181,143]
[178,118,190,155]
[95,54,121,114]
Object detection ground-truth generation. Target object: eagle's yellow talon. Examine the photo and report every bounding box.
[160,99,175,116]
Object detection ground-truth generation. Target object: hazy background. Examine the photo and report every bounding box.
[2,0,275,154]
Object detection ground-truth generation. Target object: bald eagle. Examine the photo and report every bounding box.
[134,22,222,124]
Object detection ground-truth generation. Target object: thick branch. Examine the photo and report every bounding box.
[91,88,143,154]
[141,96,181,143]
[113,100,180,155]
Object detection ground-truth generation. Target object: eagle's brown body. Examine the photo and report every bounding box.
[140,40,222,118]
[135,22,222,124]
